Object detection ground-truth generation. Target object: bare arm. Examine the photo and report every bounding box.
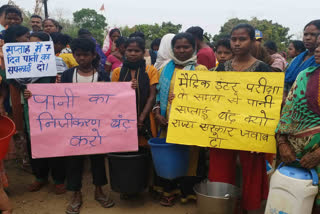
[0,83,8,116]
[138,84,157,127]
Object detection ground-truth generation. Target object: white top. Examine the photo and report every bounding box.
[72,68,98,83]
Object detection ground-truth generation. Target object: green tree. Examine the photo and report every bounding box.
[59,18,79,39]
[73,8,107,44]
[213,17,292,51]
[120,22,182,47]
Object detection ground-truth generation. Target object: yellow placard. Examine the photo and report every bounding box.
[166,70,284,154]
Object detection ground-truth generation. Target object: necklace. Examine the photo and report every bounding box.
[76,68,95,83]
[232,60,255,71]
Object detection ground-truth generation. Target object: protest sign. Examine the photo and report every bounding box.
[3,41,57,79]
[28,82,138,158]
[166,70,284,154]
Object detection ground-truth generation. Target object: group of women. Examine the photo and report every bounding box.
[0,11,320,214]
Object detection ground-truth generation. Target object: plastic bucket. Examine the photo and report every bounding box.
[194,180,240,214]
[148,137,189,180]
[0,116,16,160]
[107,148,149,194]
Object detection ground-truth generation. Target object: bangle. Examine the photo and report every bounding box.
[152,105,160,113]
[277,141,288,147]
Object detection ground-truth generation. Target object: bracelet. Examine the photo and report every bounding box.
[152,105,160,113]
[277,141,288,147]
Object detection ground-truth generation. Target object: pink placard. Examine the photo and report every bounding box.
[28,82,138,158]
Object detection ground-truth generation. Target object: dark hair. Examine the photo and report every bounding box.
[125,36,145,51]
[150,38,161,50]
[216,38,231,51]
[231,24,256,41]
[4,25,29,43]
[129,31,145,41]
[30,32,50,41]
[264,40,278,52]
[186,26,204,41]
[78,28,91,37]
[50,32,72,46]
[109,28,121,37]
[0,5,13,16]
[70,37,100,69]
[171,32,196,50]
[304,19,320,30]
[291,40,306,53]
[31,14,42,20]
[115,36,127,48]
[5,7,22,19]
[43,18,59,28]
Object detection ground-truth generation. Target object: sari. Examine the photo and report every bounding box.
[102,28,120,57]
[284,51,318,92]
[276,66,320,206]
[155,56,207,201]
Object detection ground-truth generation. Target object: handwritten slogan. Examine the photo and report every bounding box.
[3,42,57,79]
[167,71,284,154]
[28,83,138,158]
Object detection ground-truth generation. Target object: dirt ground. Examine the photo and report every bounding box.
[4,160,197,214]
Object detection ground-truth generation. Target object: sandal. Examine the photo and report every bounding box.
[66,201,82,214]
[66,194,82,214]
[95,196,115,208]
[160,195,176,207]
[27,180,48,192]
[55,184,66,195]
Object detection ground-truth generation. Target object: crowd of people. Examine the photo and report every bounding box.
[0,4,320,214]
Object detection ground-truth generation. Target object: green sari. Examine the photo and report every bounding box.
[276,66,320,205]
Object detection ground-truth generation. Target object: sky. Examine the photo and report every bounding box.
[3,0,320,39]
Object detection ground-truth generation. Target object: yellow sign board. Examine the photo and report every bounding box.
[166,70,284,154]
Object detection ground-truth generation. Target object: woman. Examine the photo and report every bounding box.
[276,34,320,214]
[43,18,60,34]
[154,32,207,206]
[288,40,306,59]
[112,37,158,147]
[284,20,320,96]
[102,28,121,57]
[105,36,126,73]
[154,33,175,70]
[211,24,271,213]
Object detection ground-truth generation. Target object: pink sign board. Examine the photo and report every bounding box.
[28,82,138,158]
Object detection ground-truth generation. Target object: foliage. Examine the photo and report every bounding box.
[120,22,182,47]
[73,8,108,45]
[213,17,292,51]
[58,18,79,39]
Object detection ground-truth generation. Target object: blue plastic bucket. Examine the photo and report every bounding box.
[148,137,190,180]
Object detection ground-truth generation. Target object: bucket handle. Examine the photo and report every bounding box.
[278,159,319,186]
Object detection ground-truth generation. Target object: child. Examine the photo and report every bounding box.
[50,32,78,69]
[0,55,11,214]
[215,38,233,68]
[287,40,306,59]
[112,36,158,147]
[23,32,66,194]
[212,24,271,214]
[60,38,114,214]
[0,7,23,40]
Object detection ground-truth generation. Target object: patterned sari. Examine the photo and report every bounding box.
[276,66,320,205]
